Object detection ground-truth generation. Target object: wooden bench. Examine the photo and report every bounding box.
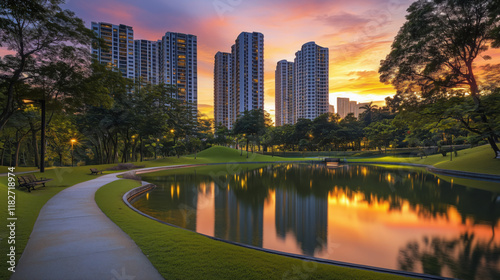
[90,168,103,175]
[17,174,53,192]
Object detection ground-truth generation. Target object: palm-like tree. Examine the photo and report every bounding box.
[359,102,378,125]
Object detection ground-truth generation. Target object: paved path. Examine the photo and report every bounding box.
[11,173,164,280]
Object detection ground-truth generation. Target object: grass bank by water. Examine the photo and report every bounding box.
[348,144,500,175]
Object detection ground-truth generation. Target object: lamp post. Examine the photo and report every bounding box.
[23,99,46,173]
[170,129,175,145]
[70,139,76,167]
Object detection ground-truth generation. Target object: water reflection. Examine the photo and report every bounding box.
[398,233,500,279]
[214,188,263,247]
[135,164,500,280]
[275,188,328,255]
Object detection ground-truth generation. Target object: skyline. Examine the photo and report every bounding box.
[3,0,499,121]
[62,0,419,120]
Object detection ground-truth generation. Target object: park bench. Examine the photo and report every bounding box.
[90,168,103,175]
[17,174,53,192]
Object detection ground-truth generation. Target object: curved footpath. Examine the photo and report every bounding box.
[11,172,165,280]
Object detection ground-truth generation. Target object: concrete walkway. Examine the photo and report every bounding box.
[11,173,164,280]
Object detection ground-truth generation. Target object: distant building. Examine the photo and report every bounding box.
[229,32,264,128]
[92,23,199,113]
[134,39,160,84]
[349,101,358,118]
[294,42,329,121]
[329,105,335,114]
[91,22,135,79]
[214,52,232,128]
[275,60,294,126]
[337,97,350,119]
[160,32,198,110]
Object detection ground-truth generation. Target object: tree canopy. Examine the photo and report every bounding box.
[0,0,100,130]
[380,0,500,157]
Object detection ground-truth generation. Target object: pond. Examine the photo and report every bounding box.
[132,163,500,280]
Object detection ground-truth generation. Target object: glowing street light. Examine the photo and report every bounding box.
[70,139,77,167]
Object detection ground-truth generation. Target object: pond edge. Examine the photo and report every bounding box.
[122,162,454,280]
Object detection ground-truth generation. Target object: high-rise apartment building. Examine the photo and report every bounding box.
[337,97,350,119]
[349,101,358,118]
[229,32,264,128]
[329,105,335,114]
[134,39,160,84]
[160,32,197,108]
[294,42,329,121]
[91,22,135,79]
[214,52,232,128]
[275,60,294,126]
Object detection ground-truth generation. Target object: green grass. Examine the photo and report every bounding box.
[0,147,302,279]
[95,179,408,280]
[1,145,495,279]
[347,144,500,175]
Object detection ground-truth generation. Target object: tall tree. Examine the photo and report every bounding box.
[0,0,97,130]
[379,0,500,157]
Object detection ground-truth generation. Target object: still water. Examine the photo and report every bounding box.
[133,163,500,280]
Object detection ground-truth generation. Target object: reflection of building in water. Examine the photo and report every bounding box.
[275,188,328,255]
[214,188,264,247]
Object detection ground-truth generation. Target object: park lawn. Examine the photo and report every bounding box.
[0,147,301,279]
[347,145,500,175]
[95,179,408,280]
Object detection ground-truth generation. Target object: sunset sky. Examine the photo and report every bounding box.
[3,0,499,121]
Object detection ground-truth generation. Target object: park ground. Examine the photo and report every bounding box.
[1,145,498,279]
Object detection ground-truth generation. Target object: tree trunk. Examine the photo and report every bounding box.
[140,136,143,162]
[31,127,40,168]
[467,63,500,157]
[0,143,5,166]
[14,131,29,167]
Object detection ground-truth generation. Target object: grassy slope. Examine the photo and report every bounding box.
[348,144,500,175]
[96,179,408,280]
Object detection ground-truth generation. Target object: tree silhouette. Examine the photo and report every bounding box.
[379,0,500,157]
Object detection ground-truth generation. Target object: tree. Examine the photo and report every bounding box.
[365,119,399,152]
[379,0,500,157]
[232,109,272,151]
[0,0,98,131]
[359,102,378,125]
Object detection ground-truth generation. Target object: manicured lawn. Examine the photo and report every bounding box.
[347,144,500,175]
[95,179,408,280]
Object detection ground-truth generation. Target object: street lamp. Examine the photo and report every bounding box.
[170,129,175,144]
[70,139,77,167]
[23,99,46,173]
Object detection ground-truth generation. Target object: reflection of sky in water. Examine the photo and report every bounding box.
[134,164,500,280]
